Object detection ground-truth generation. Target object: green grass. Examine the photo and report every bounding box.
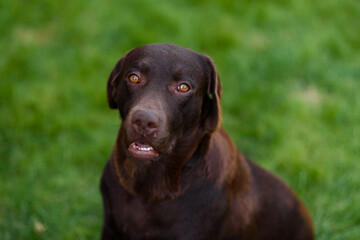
[1,0,359,239]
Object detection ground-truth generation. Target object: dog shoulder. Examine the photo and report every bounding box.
[245,159,314,239]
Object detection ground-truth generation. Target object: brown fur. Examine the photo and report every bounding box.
[100,43,314,239]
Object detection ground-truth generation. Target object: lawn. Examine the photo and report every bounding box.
[1,0,359,239]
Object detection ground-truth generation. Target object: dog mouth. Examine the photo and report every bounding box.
[128,142,160,162]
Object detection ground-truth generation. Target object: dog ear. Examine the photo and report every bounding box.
[107,58,124,109]
[203,56,222,132]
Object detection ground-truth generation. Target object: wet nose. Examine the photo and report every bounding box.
[131,109,159,136]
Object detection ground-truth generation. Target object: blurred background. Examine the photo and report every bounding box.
[1,0,359,239]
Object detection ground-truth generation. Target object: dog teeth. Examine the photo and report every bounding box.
[133,144,153,152]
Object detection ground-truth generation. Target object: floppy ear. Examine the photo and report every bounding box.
[107,58,124,109]
[203,56,222,132]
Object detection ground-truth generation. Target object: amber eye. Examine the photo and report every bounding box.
[178,83,190,93]
[129,74,140,83]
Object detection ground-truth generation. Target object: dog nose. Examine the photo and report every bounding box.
[131,109,159,136]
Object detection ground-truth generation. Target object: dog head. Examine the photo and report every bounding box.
[107,43,222,165]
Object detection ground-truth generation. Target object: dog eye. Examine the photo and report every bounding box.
[177,83,190,93]
[129,74,140,83]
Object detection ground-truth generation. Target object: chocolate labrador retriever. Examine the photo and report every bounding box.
[100,43,314,240]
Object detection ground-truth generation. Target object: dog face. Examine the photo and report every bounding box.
[107,44,221,164]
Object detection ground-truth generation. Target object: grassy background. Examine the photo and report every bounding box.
[1,0,359,239]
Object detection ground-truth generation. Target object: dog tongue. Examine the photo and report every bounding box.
[128,142,159,161]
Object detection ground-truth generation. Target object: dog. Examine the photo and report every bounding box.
[100,43,314,240]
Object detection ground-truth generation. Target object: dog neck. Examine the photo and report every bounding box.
[111,126,251,202]
[111,127,213,202]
